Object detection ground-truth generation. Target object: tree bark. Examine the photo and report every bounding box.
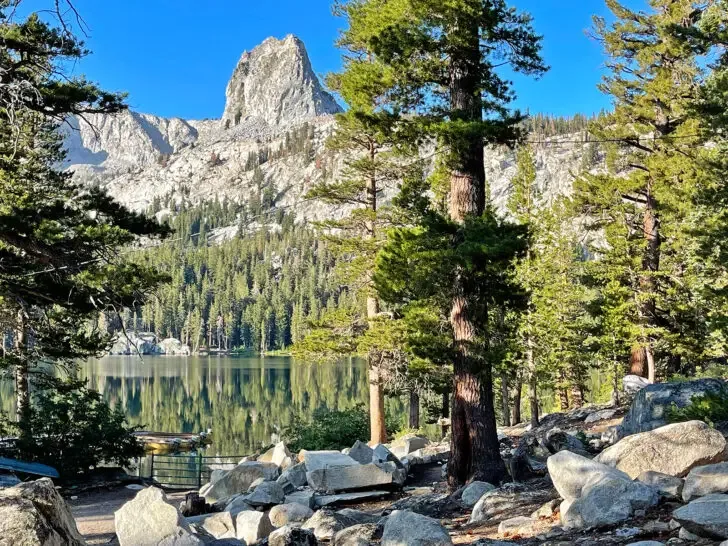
[511,374,523,425]
[446,19,506,488]
[365,140,387,445]
[409,390,420,429]
[638,179,660,383]
[15,309,31,442]
[500,373,511,427]
[527,337,539,428]
[570,384,584,409]
[558,370,569,411]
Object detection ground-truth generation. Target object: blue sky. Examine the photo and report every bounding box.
[54,0,624,120]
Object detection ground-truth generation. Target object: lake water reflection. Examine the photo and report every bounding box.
[80,356,382,456]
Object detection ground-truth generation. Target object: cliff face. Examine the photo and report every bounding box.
[63,35,589,225]
[221,35,342,130]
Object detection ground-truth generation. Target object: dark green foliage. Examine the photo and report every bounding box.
[2,381,144,479]
[667,390,728,427]
[127,217,352,352]
[282,404,401,452]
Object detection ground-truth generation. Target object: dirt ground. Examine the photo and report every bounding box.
[69,486,189,545]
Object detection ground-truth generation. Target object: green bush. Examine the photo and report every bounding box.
[282,405,401,452]
[5,382,144,479]
[666,391,728,427]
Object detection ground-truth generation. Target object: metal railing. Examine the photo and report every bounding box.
[138,453,246,489]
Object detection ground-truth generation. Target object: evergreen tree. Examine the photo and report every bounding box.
[508,145,541,427]
[349,0,546,487]
[293,1,415,444]
[0,3,168,444]
[575,0,718,382]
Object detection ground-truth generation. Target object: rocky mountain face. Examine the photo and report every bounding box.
[63,35,588,227]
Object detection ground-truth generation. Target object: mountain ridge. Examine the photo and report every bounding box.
[63,35,592,225]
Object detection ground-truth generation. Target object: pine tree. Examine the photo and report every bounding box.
[0,4,168,443]
[575,0,718,382]
[508,145,541,427]
[294,0,415,444]
[350,0,546,487]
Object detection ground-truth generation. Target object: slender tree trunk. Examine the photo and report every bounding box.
[446,21,506,487]
[365,143,387,445]
[558,370,569,411]
[526,337,539,428]
[15,309,31,442]
[500,373,511,427]
[638,179,660,383]
[409,390,420,430]
[511,374,522,425]
[570,384,584,409]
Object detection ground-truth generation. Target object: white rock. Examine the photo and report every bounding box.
[637,471,684,499]
[380,510,453,545]
[244,481,285,506]
[595,420,727,479]
[460,481,496,508]
[302,451,360,472]
[561,474,658,529]
[236,510,274,545]
[114,487,203,546]
[186,511,236,539]
[221,35,341,130]
[547,450,630,502]
[268,503,314,528]
[268,525,317,546]
[0,478,85,546]
[306,462,403,492]
[498,516,536,536]
[302,509,360,541]
[285,489,316,509]
[683,462,728,502]
[204,461,280,503]
[348,440,374,465]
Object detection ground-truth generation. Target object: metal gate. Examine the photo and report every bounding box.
[139,453,246,489]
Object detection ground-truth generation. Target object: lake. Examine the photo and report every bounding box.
[79,355,396,456]
[1,355,612,458]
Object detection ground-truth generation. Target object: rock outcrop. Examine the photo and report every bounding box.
[380,510,453,546]
[547,450,658,529]
[617,378,727,438]
[115,487,203,546]
[203,461,280,503]
[222,35,341,130]
[673,493,728,539]
[682,462,728,502]
[63,35,597,232]
[595,420,727,478]
[0,478,85,546]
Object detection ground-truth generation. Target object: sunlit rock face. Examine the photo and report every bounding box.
[62,36,594,226]
[221,34,342,130]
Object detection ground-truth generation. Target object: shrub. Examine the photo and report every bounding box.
[666,390,728,427]
[7,382,144,479]
[283,405,401,452]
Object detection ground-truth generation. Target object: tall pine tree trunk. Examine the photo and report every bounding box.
[500,373,511,427]
[446,22,506,487]
[15,309,31,442]
[409,390,420,430]
[558,370,569,411]
[366,142,387,445]
[511,374,522,425]
[527,336,539,427]
[638,180,660,384]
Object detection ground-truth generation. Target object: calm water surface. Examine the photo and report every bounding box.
[80,355,381,456]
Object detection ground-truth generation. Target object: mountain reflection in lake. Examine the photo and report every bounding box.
[63,356,400,456]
